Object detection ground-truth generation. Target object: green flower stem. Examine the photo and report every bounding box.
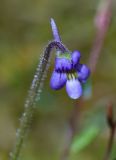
[10,41,67,160]
[10,47,50,160]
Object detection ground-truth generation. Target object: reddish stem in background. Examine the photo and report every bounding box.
[103,104,116,160]
[61,100,83,160]
[104,127,116,160]
[88,0,112,73]
[61,0,113,159]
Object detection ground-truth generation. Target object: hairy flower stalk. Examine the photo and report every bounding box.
[10,40,68,160]
[10,18,90,160]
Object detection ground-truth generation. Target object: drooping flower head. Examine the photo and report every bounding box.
[50,19,90,99]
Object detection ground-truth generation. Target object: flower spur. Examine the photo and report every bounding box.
[50,18,90,99]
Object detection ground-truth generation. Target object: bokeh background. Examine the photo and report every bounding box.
[0,0,116,160]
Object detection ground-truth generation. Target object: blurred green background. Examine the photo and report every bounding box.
[0,0,116,160]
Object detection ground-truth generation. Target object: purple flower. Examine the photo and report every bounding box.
[50,18,90,99]
[50,51,90,99]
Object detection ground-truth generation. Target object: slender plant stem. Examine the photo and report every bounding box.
[10,41,68,160]
[104,126,116,160]
[103,104,116,160]
[60,0,113,159]
[61,100,83,160]
[88,0,112,73]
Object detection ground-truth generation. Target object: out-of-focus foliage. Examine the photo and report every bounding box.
[0,0,116,160]
[83,79,92,100]
[71,125,100,153]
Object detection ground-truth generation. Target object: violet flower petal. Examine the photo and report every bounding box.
[71,50,81,66]
[55,58,72,71]
[50,70,67,90]
[78,64,90,82]
[66,79,82,99]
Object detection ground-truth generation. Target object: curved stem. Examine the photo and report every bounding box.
[46,41,69,53]
[10,40,68,160]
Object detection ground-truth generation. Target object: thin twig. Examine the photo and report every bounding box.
[88,0,112,73]
[104,127,116,160]
[61,100,83,160]
[103,103,116,160]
